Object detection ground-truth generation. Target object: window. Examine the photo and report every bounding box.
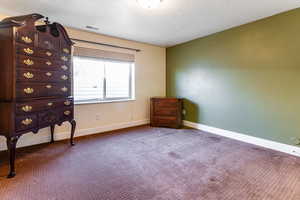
[73,56,134,104]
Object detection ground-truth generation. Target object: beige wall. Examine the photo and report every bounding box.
[0,14,166,150]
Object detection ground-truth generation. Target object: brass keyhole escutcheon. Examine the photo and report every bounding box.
[21,36,32,44]
[22,118,33,126]
[22,105,32,112]
[23,72,34,79]
[24,88,34,94]
[23,48,34,54]
[24,59,34,66]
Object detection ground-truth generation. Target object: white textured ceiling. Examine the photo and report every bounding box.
[0,0,300,47]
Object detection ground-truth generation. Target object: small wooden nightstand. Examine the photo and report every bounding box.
[150,97,183,129]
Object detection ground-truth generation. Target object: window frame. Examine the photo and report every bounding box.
[73,56,135,105]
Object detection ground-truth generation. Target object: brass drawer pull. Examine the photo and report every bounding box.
[23,48,34,55]
[61,75,68,80]
[22,105,32,112]
[46,51,52,56]
[24,59,34,66]
[64,100,71,106]
[63,48,70,54]
[61,65,68,71]
[23,72,34,79]
[46,72,52,77]
[47,102,53,106]
[21,36,32,44]
[21,118,33,126]
[46,85,52,89]
[24,88,34,94]
[46,61,52,66]
[61,87,68,92]
[61,56,68,62]
[64,110,71,116]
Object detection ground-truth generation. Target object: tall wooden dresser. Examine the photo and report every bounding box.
[0,14,76,178]
[150,97,183,128]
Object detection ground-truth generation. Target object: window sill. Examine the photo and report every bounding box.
[75,98,136,105]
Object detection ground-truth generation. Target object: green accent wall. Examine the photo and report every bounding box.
[167,8,300,146]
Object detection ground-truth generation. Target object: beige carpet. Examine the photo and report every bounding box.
[0,126,300,200]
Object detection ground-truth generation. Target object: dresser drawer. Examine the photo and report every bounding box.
[16,45,37,57]
[16,98,73,115]
[16,44,58,59]
[59,107,74,122]
[38,107,73,127]
[17,68,70,83]
[16,83,71,99]
[15,28,35,46]
[15,114,38,132]
[60,41,71,55]
[38,32,59,50]
[38,110,59,127]
[58,54,71,63]
[17,55,68,71]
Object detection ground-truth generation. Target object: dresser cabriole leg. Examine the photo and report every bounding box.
[70,120,76,146]
[6,136,20,178]
[50,125,55,143]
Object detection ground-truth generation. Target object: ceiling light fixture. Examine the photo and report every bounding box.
[137,0,162,9]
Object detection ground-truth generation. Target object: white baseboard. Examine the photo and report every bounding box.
[183,120,300,157]
[57,119,150,140]
[0,119,150,151]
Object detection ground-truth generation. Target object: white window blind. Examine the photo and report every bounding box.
[73,57,104,102]
[73,56,134,103]
[105,61,132,98]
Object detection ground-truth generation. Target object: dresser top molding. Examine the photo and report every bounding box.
[0,13,73,46]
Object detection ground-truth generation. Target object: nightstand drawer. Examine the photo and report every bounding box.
[152,116,178,126]
[153,99,179,108]
[154,107,178,116]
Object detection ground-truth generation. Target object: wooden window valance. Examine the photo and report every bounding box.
[73,46,135,62]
